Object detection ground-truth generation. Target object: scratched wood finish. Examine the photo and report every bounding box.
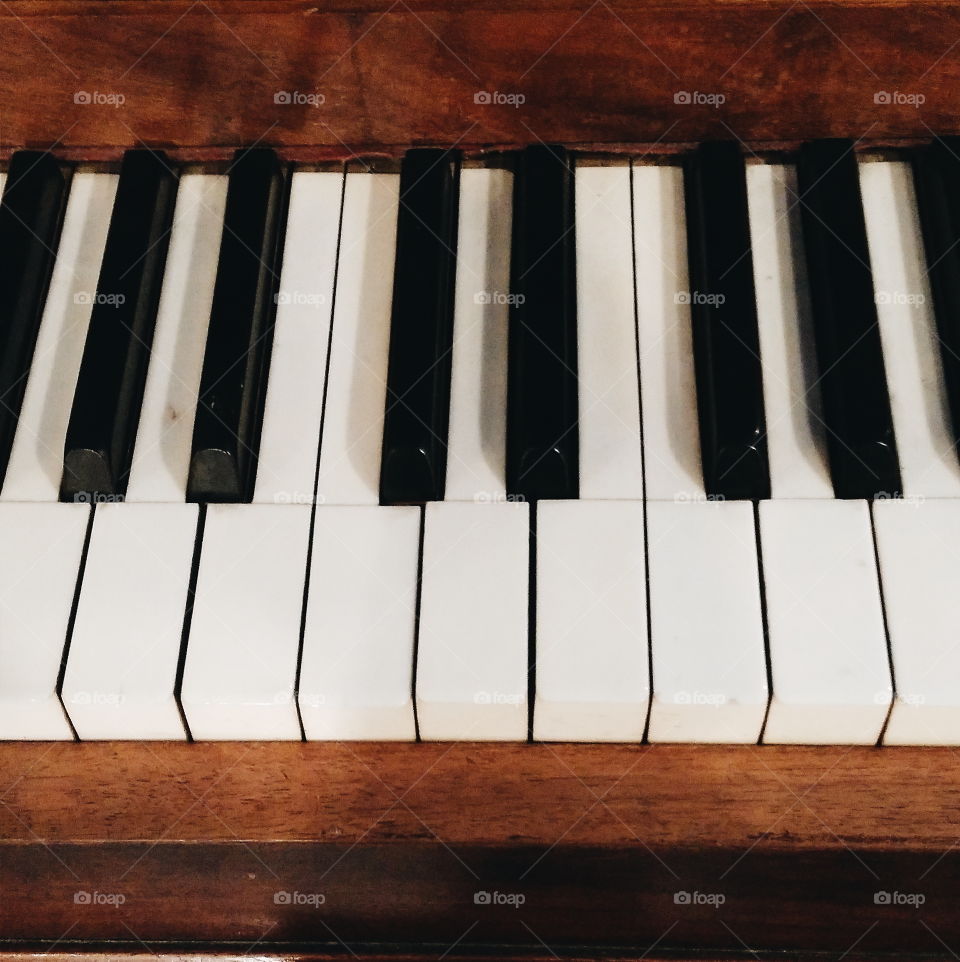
[0,743,957,954]
[0,0,955,156]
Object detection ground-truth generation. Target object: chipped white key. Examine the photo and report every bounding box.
[761,499,891,744]
[860,159,960,500]
[254,170,343,505]
[62,503,197,739]
[874,498,960,744]
[417,501,528,740]
[533,500,648,741]
[576,162,643,499]
[300,505,420,740]
[2,172,118,502]
[633,163,704,501]
[0,503,87,739]
[646,500,767,743]
[746,163,832,499]
[181,503,311,739]
[315,171,398,505]
[125,172,226,503]
[445,166,511,502]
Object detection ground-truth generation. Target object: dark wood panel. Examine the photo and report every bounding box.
[0,742,957,953]
[0,0,955,154]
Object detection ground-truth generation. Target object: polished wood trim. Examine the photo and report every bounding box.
[0,0,954,154]
[0,742,957,953]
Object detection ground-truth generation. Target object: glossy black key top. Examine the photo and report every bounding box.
[379,148,460,504]
[913,136,960,447]
[796,139,901,500]
[0,151,67,486]
[684,141,770,500]
[187,148,287,503]
[506,145,578,502]
[61,149,177,501]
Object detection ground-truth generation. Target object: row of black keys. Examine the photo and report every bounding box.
[3,140,960,505]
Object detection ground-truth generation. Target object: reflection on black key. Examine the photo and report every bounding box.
[506,145,578,502]
[0,152,67,486]
[684,141,769,500]
[913,136,960,448]
[379,148,460,504]
[796,139,901,500]
[187,148,287,503]
[61,150,177,501]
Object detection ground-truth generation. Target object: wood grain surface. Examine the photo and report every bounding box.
[0,0,955,155]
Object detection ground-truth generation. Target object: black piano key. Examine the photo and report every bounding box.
[379,148,461,504]
[61,149,177,501]
[0,151,67,485]
[796,139,901,500]
[683,141,770,500]
[187,148,287,503]
[506,145,578,502]
[913,136,960,448]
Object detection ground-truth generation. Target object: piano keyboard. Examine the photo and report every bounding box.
[2,140,960,745]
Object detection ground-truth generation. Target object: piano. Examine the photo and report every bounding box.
[3,0,960,956]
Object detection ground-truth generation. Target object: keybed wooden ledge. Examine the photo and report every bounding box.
[0,0,958,154]
[0,742,957,956]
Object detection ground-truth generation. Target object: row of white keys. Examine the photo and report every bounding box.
[0,171,117,739]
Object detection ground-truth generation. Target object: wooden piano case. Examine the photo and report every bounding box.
[2,0,960,956]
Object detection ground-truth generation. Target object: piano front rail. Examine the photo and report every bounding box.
[1,741,958,958]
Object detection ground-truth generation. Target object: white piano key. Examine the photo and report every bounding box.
[761,499,891,744]
[0,503,87,739]
[874,498,960,744]
[254,170,344,505]
[62,503,196,739]
[859,159,960,500]
[181,503,311,740]
[632,163,704,502]
[300,505,420,740]
[315,171,399,506]
[533,500,648,742]
[575,162,644,500]
[417,501,528,740]
[125,173,227,503]
[444,166,511,502]
[746,163,833,499]
[1,172,118,502]
[646,500,767,743]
